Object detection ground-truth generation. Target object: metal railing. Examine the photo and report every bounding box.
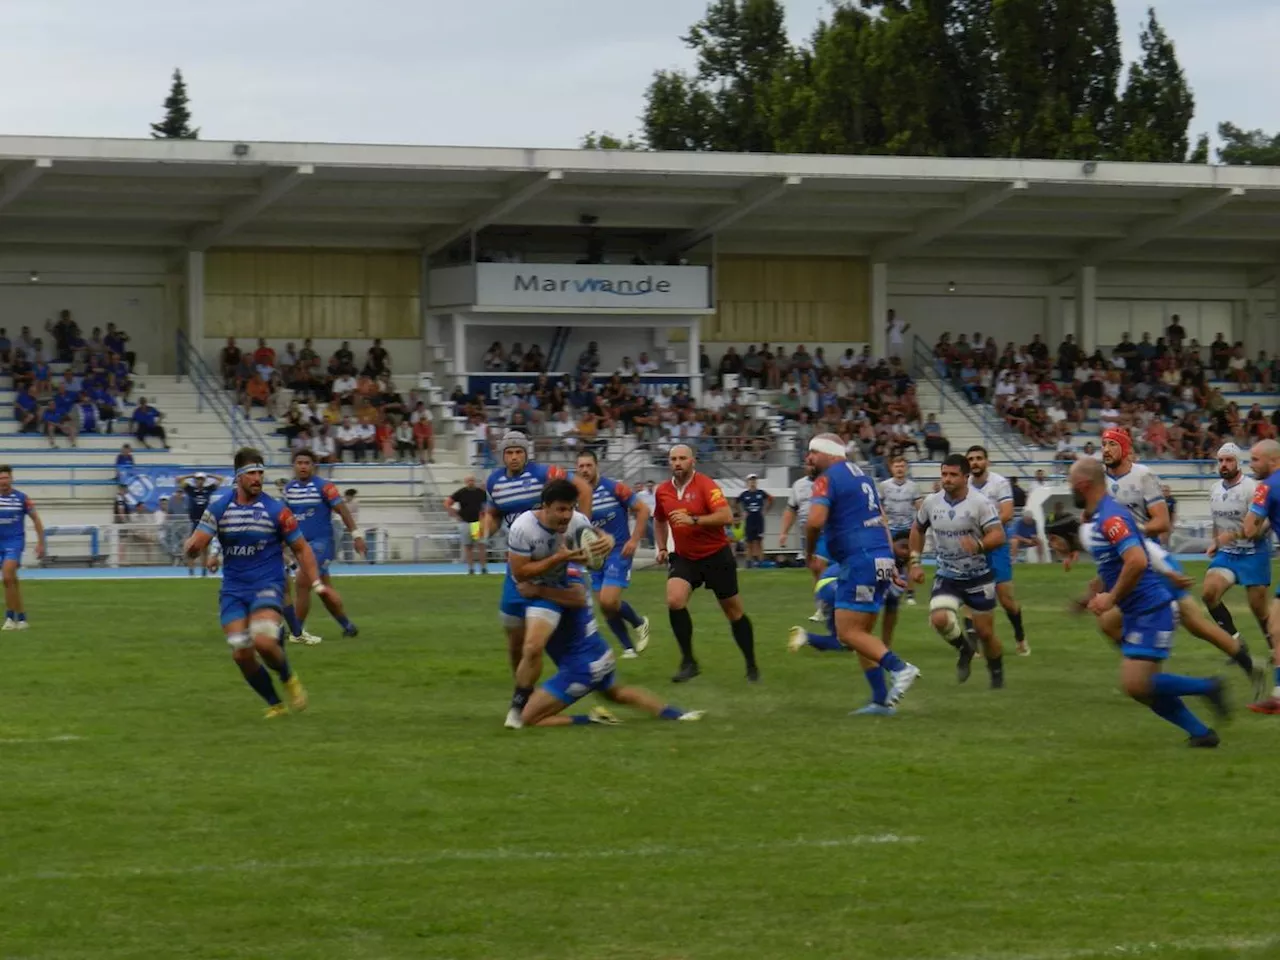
[912,335,1022,461]
[175,330,271,459]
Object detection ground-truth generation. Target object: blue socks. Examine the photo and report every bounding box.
[864,667,888,705]
[1151,673,1216,698]
[282,604,303,638]
[570,714,592,725]
[660,706,685,720]
[244,666,281,706]
[1149,694,1210,738]
[619,602,643,628]
[880,651,906,673]
[606,616,635,651]
[805,631,845,652]
[16,612,25,623]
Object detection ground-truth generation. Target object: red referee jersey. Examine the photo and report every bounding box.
[654,471,730,560]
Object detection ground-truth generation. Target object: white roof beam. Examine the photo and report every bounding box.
[1057,187,1245,282]
[871,180,1027,261]
[666,175,801,253]
[424,170,563,254]
[0,159,52,213]
[188,164,314,250]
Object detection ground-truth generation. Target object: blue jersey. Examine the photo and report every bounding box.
[738,489,768,515]
[545,566,610,667]
[0,489,34,544]
[589,476,636,544]
[485,462,563,528]
[283,476,343,545]
[1090,496,1171,616]
[198,492,302,588]
[811,461,893,565]
[1249,476,1280,537]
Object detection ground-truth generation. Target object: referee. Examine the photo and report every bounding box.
[654,443,758,683]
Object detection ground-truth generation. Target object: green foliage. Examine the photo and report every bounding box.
[580,131,644,151]
[1216,122,1280,166]
[1112,8,1194,162]
[150,68,199,140]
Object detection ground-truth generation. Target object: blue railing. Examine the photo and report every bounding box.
[911,335,1021,460]
[175,331,271,460]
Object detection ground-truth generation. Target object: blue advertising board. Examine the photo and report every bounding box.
[119,465,230,512]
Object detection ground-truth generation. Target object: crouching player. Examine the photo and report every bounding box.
[184,448,313,719]
[504,479,702,728]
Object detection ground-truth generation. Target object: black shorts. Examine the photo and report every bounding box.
[668,546,740,600]
[744,514,765,542]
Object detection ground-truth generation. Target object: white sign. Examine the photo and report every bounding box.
[430,264,711,311]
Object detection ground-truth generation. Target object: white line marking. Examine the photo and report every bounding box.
[922,935,1280,960]
[0,834,917,884]
[0,734,84,745]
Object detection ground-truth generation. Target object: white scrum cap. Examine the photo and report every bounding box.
[1217,442,1244,459]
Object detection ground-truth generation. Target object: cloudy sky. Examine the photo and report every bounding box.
[1,0,1275,154]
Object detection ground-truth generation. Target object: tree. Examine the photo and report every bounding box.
[1216,123,1280,166]
[580,131,644,150]
[1111,8,1194,162]
[1186,133,1210,164]
[150,68,199,140]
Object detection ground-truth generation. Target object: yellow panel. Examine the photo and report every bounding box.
[204,294,262,337]
[365,254,420,298]
[259,295,304,338]
[364,297,420,339]
[205,252,258,296]
[306,296,366,338]
[710,256,869,343]
[311,254,367,297]
[259,253,313,296]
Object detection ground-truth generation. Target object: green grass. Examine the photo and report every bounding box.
[3,564,1280,960]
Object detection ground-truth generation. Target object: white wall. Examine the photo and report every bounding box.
[1061,299,1234,349]
[890,295,1048,351]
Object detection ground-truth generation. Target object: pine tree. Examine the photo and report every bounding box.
[150,69,199,140]
[1112,8,1194,162]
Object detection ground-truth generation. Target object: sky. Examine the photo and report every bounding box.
[0,0,1276,153]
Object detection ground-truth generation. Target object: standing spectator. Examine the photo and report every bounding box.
[886,308,910,359]
[482,341,506,371]
[221,335,243,386]
[364,338,391,377]
[576,341,601,378]
[175,472,227,576]
[48,309,77,363]
[333,341,355,372]
[0,328,10,365]
[1166,315,1186,352]
[113,483,133,520]
[444,474,489,574]
[104,323,134,370]
[131,397,168,449]
[736,474,772,568]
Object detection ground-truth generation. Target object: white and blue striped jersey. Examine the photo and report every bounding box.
[485,462,562,529]
[970,471,1013,522]
[786,476,814,527]
[878,477,923,533]
[1106,463,1163,528]
[1209,475,1269,556]
[916,488,1000,581]
[0,489,34,544]
[506,509,593,587]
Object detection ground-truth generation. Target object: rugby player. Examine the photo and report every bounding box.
[966,446,1028,655]
[282,449,363,644]
[806,433,920,712]
[1202,443,1272,653]
[778,457,828,622]
[184,448,313,718]
[878,455,923,607]
[574,450,651,657]
[909,455,1007,688]
[1243,439,1280,713]
[0,465,45,630]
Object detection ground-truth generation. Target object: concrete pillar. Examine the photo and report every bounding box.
[184,250,205,374]
[688,318,702,402]
[1076,265,1098,353]
[419,248,430,372]
[452,314,467,391]
[1045,293,1064,350]
[870,261,888,359]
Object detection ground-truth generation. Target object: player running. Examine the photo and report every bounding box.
[574,450,651,658]
[1068,458,1227,746]
[805,433,920,714]
[1102,427,1254,670]
[966,446,1028,655]
[175,471,226,577]
[1202,443,1272,652]
[778,459,830,622]
[282,449,363,644]
[505,478,702,728]
[0,465,45,631]
[788,558,906,657]
[878,455,923,606]
[737,474,772,568]
[910,454,1007,688]
[483,431,592,673]
[1243,440,1280,713]
[183,448,314,719]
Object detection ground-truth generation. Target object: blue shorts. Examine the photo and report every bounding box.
[310,539,334,575]
[932,575,997,612]
[0,543,23,567]
[988,543,1013,584]
[1162,552,1188,601]
[591,548,633,592]
[543,645,617,704]
[498,573,560,621]
[814,532,830,563]
[1208,551,1272,589]
[1120,601,1177,661]
[219,581,285,627]
[833,554,896,613]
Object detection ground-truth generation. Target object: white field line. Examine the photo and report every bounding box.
[0,734,84,745]
[0,833,918,884]
[921,934,1280,960]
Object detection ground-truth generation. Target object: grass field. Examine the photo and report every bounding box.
[3,563,1280,960]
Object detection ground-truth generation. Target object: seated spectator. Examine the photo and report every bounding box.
[922,414,949,459]
[636,351,659,374]
[13,384,39,433]
[482,341,506,371]
[576,341,601,378]
[252,338,276,379]
[10,350,33,391]
[394,418,417,461]
[322,397,343,427]
[364,338,391,378]
[115,444,135,480]
[336,416,367,461]
[332,371,358,406]
[1053,433,1076,462]
[131,397,168,449]
[1228,343,1249,386]
[616,356,638,378]
[290,426,314,454]
[521,344,546,373]
[44,393,78,448]
[312,426,338,464]
[75,392,102,435]
[242,371,278,420]
[374,416,394,461]
[410,401,434,463]
[107,351,133,401]
[333,341,355,374]
[104,323,134,370]
[32,356,52,398]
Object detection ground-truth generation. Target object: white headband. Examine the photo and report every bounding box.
[808,437,846,458]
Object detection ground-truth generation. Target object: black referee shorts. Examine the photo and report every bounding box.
[668,545,740,600]
[744,514,764,543]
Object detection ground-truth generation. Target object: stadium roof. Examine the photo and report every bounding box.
[0,136,1278,277]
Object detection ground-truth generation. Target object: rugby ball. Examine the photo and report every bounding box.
[576,527,612,571]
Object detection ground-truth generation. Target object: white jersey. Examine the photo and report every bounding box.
[970,470,1014,524]
[916,488,1000,581]
[1106,463,1163,528]
[1209,475,1266,556]
[505,509,593,587]
[878,477,923,533]
[787,476,815,527]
